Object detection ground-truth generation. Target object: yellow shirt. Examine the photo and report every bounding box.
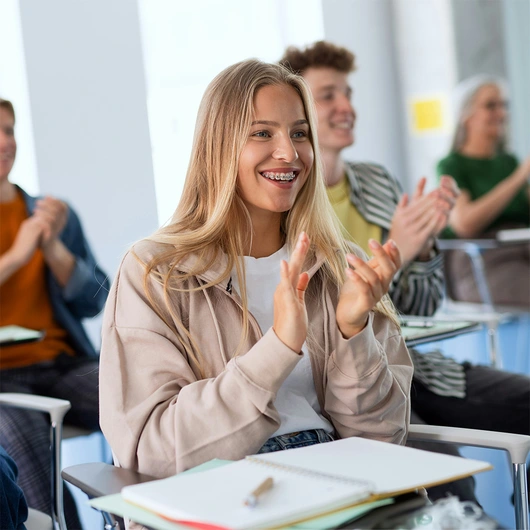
[0,191,73,369]
[326,176,382,254]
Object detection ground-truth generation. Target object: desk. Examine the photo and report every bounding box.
[84,461,394,530]
[496,227,530,244]
[401,319,481,348]
[437,227,530,252]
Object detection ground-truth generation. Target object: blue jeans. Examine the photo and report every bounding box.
[258,429,336,454]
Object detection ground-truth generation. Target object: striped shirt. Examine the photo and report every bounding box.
[344,161,466,398]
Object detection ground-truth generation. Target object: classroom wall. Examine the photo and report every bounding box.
[14,0,159,344]
[2,0,528,339]
[321,0,408,187]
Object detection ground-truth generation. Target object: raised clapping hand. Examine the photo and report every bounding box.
[389,176,459,264]
[273,233,402,350]
[336,239,401,339]
[33,196,68,247]
[273,232,310,353]
[8,216,47,267]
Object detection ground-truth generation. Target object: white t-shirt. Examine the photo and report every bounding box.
[231,246,333,437]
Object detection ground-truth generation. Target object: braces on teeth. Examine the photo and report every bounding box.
[262,172,296,181]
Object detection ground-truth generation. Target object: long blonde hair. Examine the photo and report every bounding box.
[140,59,397,376]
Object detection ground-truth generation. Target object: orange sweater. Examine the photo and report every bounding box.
[0,191,73,369]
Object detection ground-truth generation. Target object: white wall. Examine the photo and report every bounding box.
[0,0,38,195]
[501,0,530,160]
[321,0,408,187]
[16,0,159,344]
[17,0,158,276]
[391,0,458,190]
[138,0,325,225]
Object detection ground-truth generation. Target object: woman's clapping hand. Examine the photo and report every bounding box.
[336,239,401,339]
[273,232,310,353]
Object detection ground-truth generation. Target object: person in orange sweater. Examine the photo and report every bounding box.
[0,98,109,528]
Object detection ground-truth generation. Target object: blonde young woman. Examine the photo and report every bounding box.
[437,76,530,307]
[99,60,412,481]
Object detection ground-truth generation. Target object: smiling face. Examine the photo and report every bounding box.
[302,67,355,154]
[0,106,17,184]
[466,84,507,142]
[237,84,314,224]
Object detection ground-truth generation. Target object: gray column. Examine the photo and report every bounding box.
[321,0,407,187]
[18,0,158,346]
[18,0,158,279]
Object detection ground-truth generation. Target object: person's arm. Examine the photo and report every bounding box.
[388,176,458,265]
[325,311,412,445]
[99,249,302,478]
[325,239,412,445]
[41,239,76,288]
[35,197,109,317]
[390,256,445,317]
[0,445,28,530]
[448,157,530,238]
[33,196,75,287]
[386,176,458,316]
[0,217,45,286]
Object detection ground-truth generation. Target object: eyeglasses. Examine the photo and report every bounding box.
[482,100,509,111]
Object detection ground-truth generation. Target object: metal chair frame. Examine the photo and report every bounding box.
[0,392,96,530]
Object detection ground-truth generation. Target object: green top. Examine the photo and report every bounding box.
[436,151,529,236]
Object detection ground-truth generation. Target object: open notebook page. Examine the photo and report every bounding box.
[254,437,491,496]
[122,457,371,530]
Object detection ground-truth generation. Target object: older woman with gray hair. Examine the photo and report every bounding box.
[437,75,530,307]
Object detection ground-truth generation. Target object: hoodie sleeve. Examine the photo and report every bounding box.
[324,312,413,445]
[99,250,301,478]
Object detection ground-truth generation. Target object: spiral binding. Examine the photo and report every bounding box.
[245,455,375,491]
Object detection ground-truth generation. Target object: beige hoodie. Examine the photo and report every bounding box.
[99,240,413,479]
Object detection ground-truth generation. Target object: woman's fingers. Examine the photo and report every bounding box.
[288,232,309,286]
[296,272,310,303]
[349,240,399,294]
[346,254,382,300]
[368,239,399,280]
[381,239,402,270]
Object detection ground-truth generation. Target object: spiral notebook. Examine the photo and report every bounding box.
[121,437,491,530]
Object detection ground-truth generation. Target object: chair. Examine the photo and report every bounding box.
[62,426,530,530]
[408,425,529,530]
[0,392,96,530]
[436,237,528,368]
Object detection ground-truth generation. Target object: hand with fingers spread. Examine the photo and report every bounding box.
[389,176,459,264]
[273,232,311,353]
[336,239,401,339]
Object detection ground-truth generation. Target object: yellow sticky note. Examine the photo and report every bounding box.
[411,98,444,132]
